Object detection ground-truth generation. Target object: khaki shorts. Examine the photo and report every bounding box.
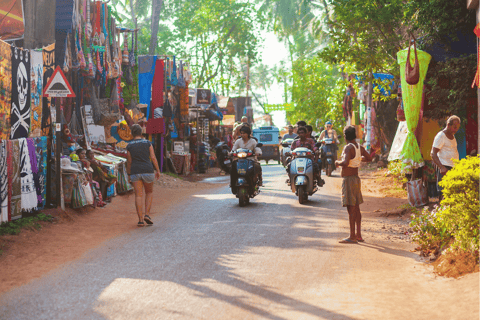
[342,175,363,207]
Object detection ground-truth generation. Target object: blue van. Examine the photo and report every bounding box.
[252,126,281,164]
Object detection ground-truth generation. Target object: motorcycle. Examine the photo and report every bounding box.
[230,143,263,207]
[321,138,337,177]
[288,147,318,204]
[280,138,294,167]
[215,141,231,174]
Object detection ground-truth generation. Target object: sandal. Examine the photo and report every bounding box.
[137,221,146,227]
[356,237,365,242]
[144,215,153,225]
[339,238,358,244]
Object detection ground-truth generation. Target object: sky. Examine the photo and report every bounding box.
[258,31,289,129]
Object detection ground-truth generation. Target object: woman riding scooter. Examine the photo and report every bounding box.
[230,126,263,193]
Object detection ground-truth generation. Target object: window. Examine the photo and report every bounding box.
[260,134,272,142]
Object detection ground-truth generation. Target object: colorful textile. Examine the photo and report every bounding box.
[8,139,21,220]
[151,59,164,118]
[0,40,12,140]
[62,173,75,205]
[27,138,41,206]
[19,138,37,212]
[171,56,178,86]
[11,46,31,139]
[33,136,47,208]
[179,82,189,117]
[138,55,156,119]
[0,141,8,222]
[397,47,431,172]
[30,50,43,137]
[42,43,55,136]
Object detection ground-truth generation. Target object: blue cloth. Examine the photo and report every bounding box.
[138,55,157,120]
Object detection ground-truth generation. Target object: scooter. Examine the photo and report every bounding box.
[288,147,318,204]
[215,141,231,174]
[280,138,294,167]
[230,143,263,207]
[321,138,336,177]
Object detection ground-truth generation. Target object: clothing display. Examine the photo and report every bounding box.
[0,141,8,223]
[11,47,31,139]
[138,55,156,119]
[8,139,21,220]
[41,43,55,137]
[0,40,12,140]
[30,50,43,137]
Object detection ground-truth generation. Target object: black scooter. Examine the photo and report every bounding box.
[230,143,263,207]
[215,141,231,174]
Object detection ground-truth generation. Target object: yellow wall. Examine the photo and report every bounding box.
[419,118,442,160]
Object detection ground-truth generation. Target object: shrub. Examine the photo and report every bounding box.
[386,160,407,184]
[0,213,53,236]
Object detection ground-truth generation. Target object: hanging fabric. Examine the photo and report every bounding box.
[19,138,37,212]
[151,59,164,119]
[177,60,186,87]
[129,31,135,67]
[42,43,55,136]
[138,55,157,119]
[0,40,12,140]
[11,46,31,139]
[33,136,48,208]
[8,139,21,220]
[0,141,8,223]
[171,55,178,86]
[397,46,431,172]
[29,50,43,137]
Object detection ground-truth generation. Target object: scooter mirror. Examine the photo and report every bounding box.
[256,143,263,148]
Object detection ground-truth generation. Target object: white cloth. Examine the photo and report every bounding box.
[347,143,362,168]
[232,138,262,156]
[19,138,37,212]
[432,131,458,167]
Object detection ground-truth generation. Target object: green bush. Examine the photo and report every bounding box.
[0,213,53,236]
[386,160,407,184]
[410,156,479,255]
[438,156,479,253]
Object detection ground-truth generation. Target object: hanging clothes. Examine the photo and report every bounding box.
[11,46,31,139]
[19,138,37,212]
[8,139,21,220]
[151,59,164,119]
[0,141,8,223]
[138,55,157,119]
[30,50,43,137]
[171,56,178,86]
[42,43,55,136]
[0,40,12,140]
[32,136,48,208]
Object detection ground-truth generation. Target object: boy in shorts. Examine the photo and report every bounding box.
[335,126,371,243]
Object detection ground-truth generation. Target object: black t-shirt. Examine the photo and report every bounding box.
[126,139,154,175]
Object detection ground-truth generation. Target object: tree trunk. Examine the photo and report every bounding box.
[129,0,137,31]
[149,0,163,55]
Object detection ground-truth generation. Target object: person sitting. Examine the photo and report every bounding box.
[230,126,263,192]
[86,149,117,201]
[76,148,106,207]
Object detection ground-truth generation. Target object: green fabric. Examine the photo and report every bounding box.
[359,102,365,121]
[397,47,431,173]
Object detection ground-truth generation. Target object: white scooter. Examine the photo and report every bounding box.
[287,147,318,204]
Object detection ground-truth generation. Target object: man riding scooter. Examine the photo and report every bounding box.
[318,121,340,175]
[285,126,324,186]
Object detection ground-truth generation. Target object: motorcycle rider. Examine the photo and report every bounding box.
[230,126,263,191]
[282,125,298,140]
[318,121,340,164]
[286,126,323,185]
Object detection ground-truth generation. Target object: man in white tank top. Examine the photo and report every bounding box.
[335,125,372,243]
[430,115,460,199]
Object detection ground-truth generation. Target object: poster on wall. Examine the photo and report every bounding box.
[0,0,24,41]
[196,89,211,105]
[84,105,105,145]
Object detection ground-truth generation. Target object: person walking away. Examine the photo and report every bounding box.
[126,124,161,227]
[230,126,263,192]
[335,125,371,243]
[282,125,298,140]
[430,115,461,201]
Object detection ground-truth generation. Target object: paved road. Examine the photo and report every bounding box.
[1,165,477,319]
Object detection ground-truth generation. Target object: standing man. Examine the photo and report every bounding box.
[282,125,298,140]
[335,125,371,243]
[430,115,461,200]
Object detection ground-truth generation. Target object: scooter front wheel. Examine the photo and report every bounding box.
[238,187,248,207]
[298,185,306,204]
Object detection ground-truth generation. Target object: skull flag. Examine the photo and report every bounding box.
[11,46,31,139]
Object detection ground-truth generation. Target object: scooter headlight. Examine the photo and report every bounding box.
[238,152,248,158]
[296,151,307,157]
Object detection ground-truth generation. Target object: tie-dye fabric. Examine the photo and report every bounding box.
[42,43,55,136]
[8,139,21,220]
[30,50,43,137]
[0,40,12,140]
[33,136,47,208]
[11,46,31,139]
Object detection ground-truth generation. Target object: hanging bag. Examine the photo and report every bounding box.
[396,101,406,121]
[405,35,420,85]
[406,179,428,207]
[90,82,120,126]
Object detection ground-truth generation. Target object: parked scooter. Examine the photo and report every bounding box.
[320,138,336,177]
[280,138,294,167]
[288,147,318,204]
[230,143,263,207]
[215,141,231,174]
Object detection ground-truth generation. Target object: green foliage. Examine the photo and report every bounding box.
[385,160,407,184]
[287,55,344,130]
[424,55,477,120]
[0,213,53,236]
[410,156,480,254]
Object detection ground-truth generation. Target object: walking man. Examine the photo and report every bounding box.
[335,125,371,243]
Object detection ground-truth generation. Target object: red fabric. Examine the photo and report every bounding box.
[146,117,165,134]
[95,1,101,36]
[151,59,164,118]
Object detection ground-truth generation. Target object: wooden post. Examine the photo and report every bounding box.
[55,98,61,208]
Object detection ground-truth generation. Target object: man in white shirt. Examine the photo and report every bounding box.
[431,115,461,199]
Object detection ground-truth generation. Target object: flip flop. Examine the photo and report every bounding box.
[339,238,358,244]
[144,215,153,225]
[356,238,365,242]
[137,221,146,227]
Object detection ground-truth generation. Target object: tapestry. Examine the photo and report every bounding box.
[0,141,8,223]
[138,55,156,120]
[0,40,12,140]
[30,50,43,137]
[0,0,24,40]
[42,43,55,136]
[33,136,48,208]
[8,139,21,220]
[151,58,164,119]
[27,138,41,207]
[179,82,189,117]
[11,46,31,139]
[19,138,37,211]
